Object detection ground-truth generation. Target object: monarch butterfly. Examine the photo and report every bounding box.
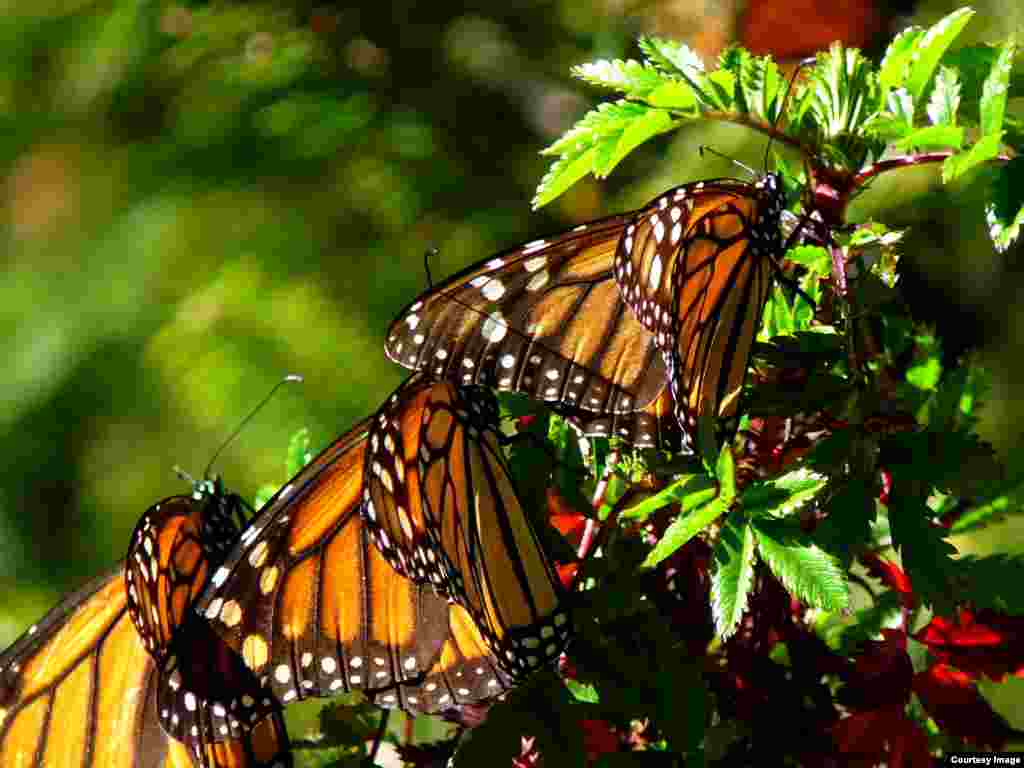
[384,173,789,453]
[196,376,570,715]
[362,374,571,677]
[0,482,291,768]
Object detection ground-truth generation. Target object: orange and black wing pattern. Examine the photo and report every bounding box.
[363,375,571,678]
[383,215,669,439]
[196,420,514,716]
[0,563,288,768]
[125,490,291,767]
[613,175,784,448]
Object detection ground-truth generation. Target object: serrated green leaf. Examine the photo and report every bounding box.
[621,473,717,521]
[888,494,958,613]
[743,468,829,518]
[716,445,736,506]
[904,8,976,106]
[642,497,724,569]
[593,108,677,177]
[646,79,699,111]
[752,519,849,610]
[886,87,915,129]
[572,59,666,98]
[639,36,705,79]
[927,66,961,126]
[985,155,1024,252]
[711,516,757,639]
[880,27,925,94]
[941,133,1003,183]
[980,38,1016,137]
[893,125,965,152]
[704,69,736,111]
[533,147,596,209]
[813,474,875,562]
[541,101,646,157]
[534,100,672,207]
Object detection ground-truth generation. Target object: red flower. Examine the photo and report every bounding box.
[912,663,1021,748]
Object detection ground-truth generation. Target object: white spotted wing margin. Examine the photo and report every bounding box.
[195,421,515,716]
[384,214,668,421]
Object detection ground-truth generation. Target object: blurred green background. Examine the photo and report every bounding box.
[2,0,1023,733]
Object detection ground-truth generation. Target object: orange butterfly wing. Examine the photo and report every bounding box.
[196,422,514,715]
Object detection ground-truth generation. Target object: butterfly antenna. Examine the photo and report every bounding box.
[699,145,757,178]
[762,55,817,171]
[423,247,439,290]
[203,373,304,479]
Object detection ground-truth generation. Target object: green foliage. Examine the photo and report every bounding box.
[711,516,757,638]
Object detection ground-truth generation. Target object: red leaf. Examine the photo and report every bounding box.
[547,488,588,547]
[838,629,912,710]
[580,720,619,762]
[915,608,1024,682]
[913,663,1020,748]
[861,552,915,608]
[832,705,930,767]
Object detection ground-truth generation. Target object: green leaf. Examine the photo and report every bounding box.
[879,26,925,94]
[985,155,1024,252]
[942,133,1003,183]
[621,473,717,521]
[253,483,278,510]
[906,355,942,390]
[904,8,976,106]
[593,108,677,177]
[927,66,961,126]
[980,38,1016,137]
[711,516,757,639]
[646,79,699,111]
[643,497,724,569]
[716,445,736,506]
[887,494,958,613]
[565,679,600,703]
[572,59,666,98]
[533,101,675,207]
[814,474,875,563]
[751,519,849,610]
[954,554,1024,613]
[743,468,829,519]
[951,485,1019,534]
[286,426,313,478]
[893,124,965,152]
[638,36,707,92]
[533,147,597,209]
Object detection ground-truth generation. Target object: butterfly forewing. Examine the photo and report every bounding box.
[363,375,572,679]
[196,420,518,715]
[385,215,667,417]
[614,175,786,448]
